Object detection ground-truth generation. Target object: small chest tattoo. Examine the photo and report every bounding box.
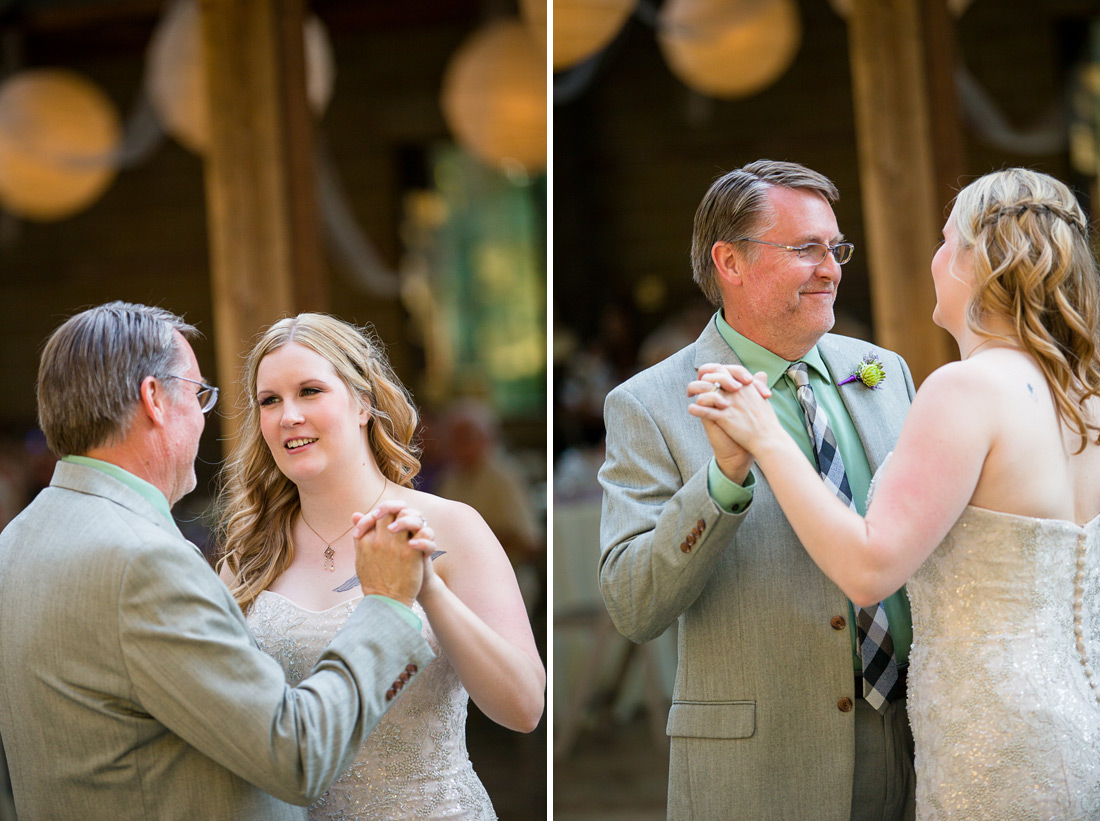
[331,550,448,593]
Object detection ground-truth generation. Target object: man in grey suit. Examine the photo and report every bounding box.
[599,160,917,819]
[0,302,435,820]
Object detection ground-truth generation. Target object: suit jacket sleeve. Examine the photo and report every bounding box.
[116,537,434,806]
[598,381,751,644]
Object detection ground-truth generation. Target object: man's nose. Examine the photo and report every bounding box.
[816,254,842,280]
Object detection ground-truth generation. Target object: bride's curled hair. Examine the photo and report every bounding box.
[216,313,421,613]
[951,168,1100,453]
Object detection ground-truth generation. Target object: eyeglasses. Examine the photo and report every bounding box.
[166,375,219,414]
[733,237,855,266]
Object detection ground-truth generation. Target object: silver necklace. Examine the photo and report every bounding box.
[299,479,388,572]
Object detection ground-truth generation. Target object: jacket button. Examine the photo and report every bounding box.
[385,688,396,701]
[680,541,691,553]
[837,697,853,712]
[406,664,418,675]
[697,519,706,531]
[686,533,696,546]
[830,616,846,630]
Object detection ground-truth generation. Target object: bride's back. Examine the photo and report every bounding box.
[968,347,1100,527]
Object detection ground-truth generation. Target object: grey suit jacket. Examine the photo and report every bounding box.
[0,461,435,820]
[599,322,916,820]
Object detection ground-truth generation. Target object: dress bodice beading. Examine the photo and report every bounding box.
[906,505,1100,820]
[247,592,497,820]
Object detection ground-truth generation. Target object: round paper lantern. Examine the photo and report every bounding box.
[145,0,335,154]
[0,69,121,221]
[440,20,547,173]
[553,0,637,72]
[658,0,801,99]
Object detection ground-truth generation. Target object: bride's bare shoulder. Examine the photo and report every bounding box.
[395,486,495,541]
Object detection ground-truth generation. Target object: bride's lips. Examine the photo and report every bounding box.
[284,437,317,451]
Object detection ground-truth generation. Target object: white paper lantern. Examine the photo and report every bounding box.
[658,0,801,99]
[553,0,637,72]
[0,69,121,221]
[440,20,547,173]
[145,0,336,154]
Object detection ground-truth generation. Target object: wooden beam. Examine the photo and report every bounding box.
[199,0,327,451]
[847,0,961,384]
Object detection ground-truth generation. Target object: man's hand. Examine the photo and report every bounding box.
[350,502,436,607]
[688,364,772,483]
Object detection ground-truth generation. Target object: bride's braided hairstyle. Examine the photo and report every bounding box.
[951,168,1100,453]
[216,313,421,614]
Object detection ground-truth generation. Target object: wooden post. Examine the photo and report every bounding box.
[847,0,962,385]
[199,0,327,452]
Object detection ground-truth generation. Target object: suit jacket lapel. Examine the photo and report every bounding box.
[692,318,743,372]
[819,339,903,476]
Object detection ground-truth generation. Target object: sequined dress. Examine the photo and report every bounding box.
[247,591,497,820]
[906,506,1100,819]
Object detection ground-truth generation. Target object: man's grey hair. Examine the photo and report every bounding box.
[691,160,840,306]
[37,301,199,457]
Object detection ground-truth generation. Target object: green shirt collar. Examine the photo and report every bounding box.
[714,312,831,388]
[62,455,175,525]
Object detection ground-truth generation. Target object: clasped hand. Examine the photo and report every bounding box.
[349,500,438,607]
[687,363,778,479]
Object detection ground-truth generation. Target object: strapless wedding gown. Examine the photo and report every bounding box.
[907,505,1100,819]
[247,591,497,820]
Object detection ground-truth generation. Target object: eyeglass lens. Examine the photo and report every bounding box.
[800,243,853,265]
[197,387,218,413]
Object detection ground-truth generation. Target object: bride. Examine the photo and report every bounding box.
[689,168,1100,818]
[217,313,545,820]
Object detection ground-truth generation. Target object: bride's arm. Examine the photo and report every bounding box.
[413,500,545,733]
[689,362,992,605]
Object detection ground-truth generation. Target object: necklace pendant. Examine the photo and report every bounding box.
[323,545,335,572]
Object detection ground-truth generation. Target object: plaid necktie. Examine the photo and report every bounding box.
[786,362,900,714]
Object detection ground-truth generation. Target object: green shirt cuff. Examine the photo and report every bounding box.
[707,459,755,514]
[368,596,422,631]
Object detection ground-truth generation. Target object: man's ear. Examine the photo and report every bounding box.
[138,376,168,426]
[711,240,744,288]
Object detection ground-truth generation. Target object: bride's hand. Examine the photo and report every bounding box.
[689,364,778,453]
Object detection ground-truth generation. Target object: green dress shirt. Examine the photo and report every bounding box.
[703,314,912,669]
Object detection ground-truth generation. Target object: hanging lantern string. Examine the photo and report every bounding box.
[0,90,164,171]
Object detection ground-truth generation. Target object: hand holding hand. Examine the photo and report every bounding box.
[687,364,771,481]
[350,500,437,606]
[688,363,777,456]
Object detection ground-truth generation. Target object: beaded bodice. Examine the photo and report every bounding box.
[247,592,496,820]
[906,505,1100,819]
